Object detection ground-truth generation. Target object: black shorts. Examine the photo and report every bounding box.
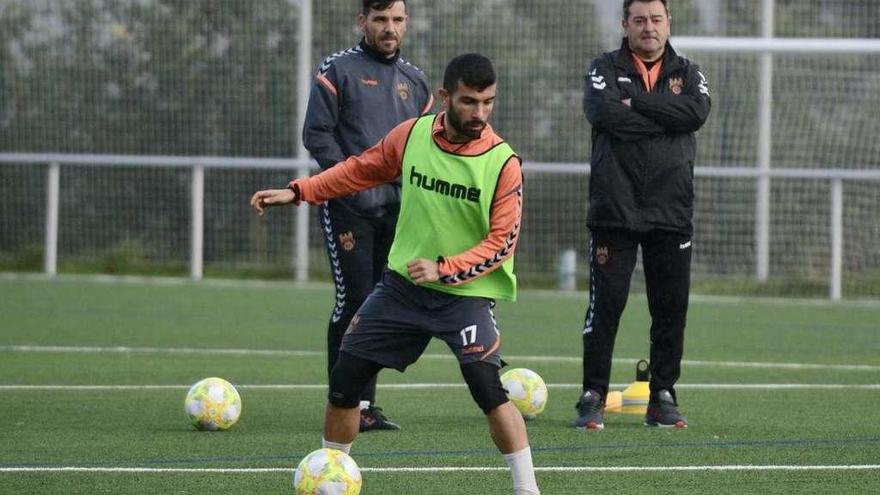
[340,269,502,372]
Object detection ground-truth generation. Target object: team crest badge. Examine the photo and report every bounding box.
[596,246,609,265]
[339,231,355,251]
[397,82,411,101]
[668,77,684,95]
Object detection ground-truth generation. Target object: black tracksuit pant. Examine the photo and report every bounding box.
[320,202,398,404]
[581,227,691,403]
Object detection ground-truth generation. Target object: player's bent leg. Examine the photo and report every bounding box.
[323,403,360,449]
[461,362,539,494]
[328,351,383,408]
[460,362,526,450]
[325,351,384,444]
[488,401,530,454]
[460,361,509,415]
[490,402,539,494]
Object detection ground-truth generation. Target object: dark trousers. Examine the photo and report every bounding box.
[581,228,691,402]
[320,202,398,404]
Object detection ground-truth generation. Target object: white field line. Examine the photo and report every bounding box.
[3,272,880,308]
[528,290,880,309]
[2,345,879,372]
[0,346,323,358]
[1,383,878,391]
[1,465,879,474]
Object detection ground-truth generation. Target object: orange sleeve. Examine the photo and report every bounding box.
[291,118,416,204]
[437,156,523,285]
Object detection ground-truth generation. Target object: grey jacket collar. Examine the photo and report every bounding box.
[358,38,400,65]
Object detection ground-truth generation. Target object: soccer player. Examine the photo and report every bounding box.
[302,0,432,431]
[252,53,540,495]
[574,0,711,430]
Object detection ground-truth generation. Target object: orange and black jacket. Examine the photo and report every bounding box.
[584,39,711,235]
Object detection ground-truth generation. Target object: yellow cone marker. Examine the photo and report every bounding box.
[621,359,650,415]
[604,390,623,413]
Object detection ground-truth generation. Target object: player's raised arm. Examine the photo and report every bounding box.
[248,119,412,214]
[293,127,407,204]
[249,187,297,216]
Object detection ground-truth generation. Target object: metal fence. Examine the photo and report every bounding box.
[3,153,879,299]
[2,0,880,298]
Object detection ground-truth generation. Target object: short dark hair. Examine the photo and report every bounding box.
[623,0,669,19]
[443,53,496,93]
[363,0,405,15]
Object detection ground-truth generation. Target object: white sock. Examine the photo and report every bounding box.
[359,400,371,410]
[321,438,352,455]
[503,447,540,495]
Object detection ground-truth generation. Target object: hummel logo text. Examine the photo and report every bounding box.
[409,166,481,203]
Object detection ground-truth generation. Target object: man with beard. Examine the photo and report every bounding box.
[302,0,432,432]
[252,53,540,495]
[574,0,711,431]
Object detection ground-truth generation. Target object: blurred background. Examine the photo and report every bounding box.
[1,0,879,298]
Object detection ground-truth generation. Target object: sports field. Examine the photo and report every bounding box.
[1,276,878,494]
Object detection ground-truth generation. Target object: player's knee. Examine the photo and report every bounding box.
[328,351,382,408]
[460,361,509,415]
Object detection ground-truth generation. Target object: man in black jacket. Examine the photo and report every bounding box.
[303,0,432,431]
[574,0,710,430]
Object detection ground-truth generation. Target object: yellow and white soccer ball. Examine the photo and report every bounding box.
[500,368,548,419]
[293,448,362,495]
[184,377,242,431]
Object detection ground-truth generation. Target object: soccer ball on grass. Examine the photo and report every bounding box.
[293,448,362,495]
[184,377,242,431]
[500,368,548,419]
